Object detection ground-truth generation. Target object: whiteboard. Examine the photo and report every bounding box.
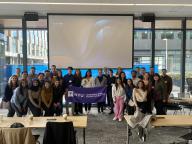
[48,15,133,68]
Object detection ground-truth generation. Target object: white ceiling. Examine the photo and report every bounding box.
[1,0,192,17]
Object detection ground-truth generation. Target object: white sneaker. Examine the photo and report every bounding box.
[113,117,117,121]
[119,119,122,122]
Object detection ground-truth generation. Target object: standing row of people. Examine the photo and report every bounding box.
[1,65,172,118]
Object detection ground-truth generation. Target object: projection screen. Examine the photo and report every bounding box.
[48,15,133,68]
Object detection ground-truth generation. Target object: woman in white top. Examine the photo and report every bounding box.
[112,78,126,121]
[132,80,148,141]
[133,80,148,114]
[81,70,95,114]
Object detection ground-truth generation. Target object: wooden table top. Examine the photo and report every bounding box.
[168,98,192,104]
[0,116,87,128]
[124,115,192,127]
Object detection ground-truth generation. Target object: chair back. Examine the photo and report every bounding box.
[43,121,76,144]
[0,127,35,144]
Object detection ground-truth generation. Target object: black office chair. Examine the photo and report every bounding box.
[43,121,77,144]
[164,103,182,115]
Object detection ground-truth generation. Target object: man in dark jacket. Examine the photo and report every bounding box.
[161,69,173,103]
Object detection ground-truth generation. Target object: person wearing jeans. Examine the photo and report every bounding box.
[112,78,126,122]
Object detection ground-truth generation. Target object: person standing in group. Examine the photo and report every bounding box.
[95,68,107,113]
[73,69,83,115]
[57,69,63,86]
[112,78,126,121]
[21,71,28,82]
[138,67,146,80]
[81,69,95,114]
[8,79,28,117]
[15,68,22,80]
[28,78,42,116]
[28,67,37,87]
[125,79,135,115]
[50,65,58,78]
[38,73,45,88]
[63,66,74,115]
[153,73,166,115]
[115,67,123,78]
[149,67,155,85]
[161,69,173,103]
[52,78,64,116]
[143,73,153,114]
[119,71,127,85]
[44,70,52,82]
[41,80,53,116]
[2,75,18,109]
[107,69,116,114]
[135,67,141,78]
[131,70,140,87]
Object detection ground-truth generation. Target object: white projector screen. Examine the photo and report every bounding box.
[48,15,133,68]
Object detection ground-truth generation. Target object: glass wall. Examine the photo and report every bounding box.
[0,19,48,98]
[155,30,182,96]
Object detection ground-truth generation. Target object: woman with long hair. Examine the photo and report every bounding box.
[73,69,83,115]
[153,73,166,115]
[143,72,153,114]
[81,69,95,114]
[8,79,28,117]
[2,75,18,109]
[28,78,42,116]
[112,78,126,121]
[125,79,135,115]
[41,80,53,116]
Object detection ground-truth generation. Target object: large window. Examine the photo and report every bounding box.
[155,30,182,96]
[0,19,48,98]
[134,20,152,66]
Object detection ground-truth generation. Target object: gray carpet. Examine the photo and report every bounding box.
[33,112,190,144]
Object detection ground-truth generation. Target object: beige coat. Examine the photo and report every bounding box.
[0,127,36,144]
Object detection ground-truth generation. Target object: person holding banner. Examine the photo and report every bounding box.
[63,66,75,115]
[81,69,95,114]
[73,69,83,115]
[112,78,126,121]
[95,68,107,113]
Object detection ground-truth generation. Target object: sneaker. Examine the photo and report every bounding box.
[119,119,122,122]
[113,117,117,121]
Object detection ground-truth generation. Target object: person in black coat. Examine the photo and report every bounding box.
[2,75,18,109]
[107,69,116,114]
[53,78,64,116]
[73,69,83,115]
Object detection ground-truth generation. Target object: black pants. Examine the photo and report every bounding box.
[28,100,42,116]
[127,105,135,115]
[154,100,166,115]
[42,103,54,116]
[97,102,105,113]
[84,103,91,111]
[108,87,114,112]
[8,103,28,117]
[74,103,83,114]
[107,87,112,107]
[53,102,63,116]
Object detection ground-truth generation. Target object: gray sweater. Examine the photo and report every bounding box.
[11,87,28,110]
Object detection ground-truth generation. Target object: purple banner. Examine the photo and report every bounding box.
[66,86,107,103]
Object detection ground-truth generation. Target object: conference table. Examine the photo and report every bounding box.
[168,98,192,104]
[124,115,192,144]
[0,116,88,144]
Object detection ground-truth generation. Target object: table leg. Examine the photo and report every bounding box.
[83,128,86,144]
[127,125,130,144]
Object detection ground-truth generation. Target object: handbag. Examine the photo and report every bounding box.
[128,99,135,107]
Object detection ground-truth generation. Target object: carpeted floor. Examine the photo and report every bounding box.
[32,109,190,144]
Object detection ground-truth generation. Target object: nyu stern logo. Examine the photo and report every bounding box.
[68,91,74,97]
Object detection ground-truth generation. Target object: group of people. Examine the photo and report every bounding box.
[1,65,172,122]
